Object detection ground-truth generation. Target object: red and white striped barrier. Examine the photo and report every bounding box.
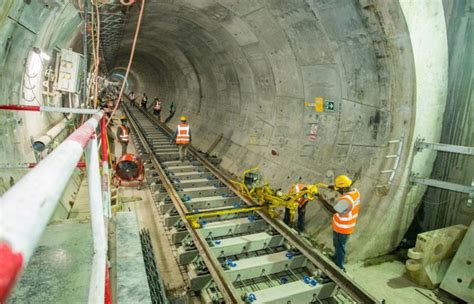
[0,111,103,302]
[0,104,99,115]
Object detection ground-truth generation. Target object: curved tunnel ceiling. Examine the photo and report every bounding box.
[113,0,417,260]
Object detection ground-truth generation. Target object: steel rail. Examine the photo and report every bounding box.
[122,105,242,303]
[136,108,379,304]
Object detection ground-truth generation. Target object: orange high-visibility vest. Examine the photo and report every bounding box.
[176,124,190,144]
[291,184,309,207]
[154,101,161,110]
[118,125,129,142]
[332,189,361,234]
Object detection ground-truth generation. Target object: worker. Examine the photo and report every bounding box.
[153,96,162,120]
[141,93,148,109]
[174,116,191,162]
[128,91,136,107]
[165,101,175,123]
[116,115,130,156]
[283,184,314,233]
[318,175,361,271]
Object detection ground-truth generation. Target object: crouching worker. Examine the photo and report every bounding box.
[283,184,315,233]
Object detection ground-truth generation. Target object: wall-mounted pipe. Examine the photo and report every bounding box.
[32,118,70,152]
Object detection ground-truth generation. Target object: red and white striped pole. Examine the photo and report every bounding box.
[0,111,103,302]
[0,104,99,115]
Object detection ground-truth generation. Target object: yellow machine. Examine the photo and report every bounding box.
[185,168,328,228]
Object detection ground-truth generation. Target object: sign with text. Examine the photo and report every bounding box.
[305,97,335,112]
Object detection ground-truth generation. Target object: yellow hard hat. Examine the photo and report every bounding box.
[120,115,127,120]
[334,175,352,189]
[180,116,187,121]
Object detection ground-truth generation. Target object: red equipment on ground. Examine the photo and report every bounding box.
[112,153,144,187]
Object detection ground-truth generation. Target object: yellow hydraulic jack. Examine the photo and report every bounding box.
[185,168,328,229]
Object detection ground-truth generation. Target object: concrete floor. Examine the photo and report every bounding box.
[347,258,456,304]
[8,221,93,304]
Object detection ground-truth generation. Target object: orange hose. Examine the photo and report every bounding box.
[120,0,136,6]
[107,0,145,126]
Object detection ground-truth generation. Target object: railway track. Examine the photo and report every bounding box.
[122,103,378,304]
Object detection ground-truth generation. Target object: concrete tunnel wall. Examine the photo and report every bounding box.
[0,1,82,197]
[113,0,433,261]
[0,0,451,263]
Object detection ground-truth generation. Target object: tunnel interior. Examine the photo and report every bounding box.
[0,0,470,275]
[113,0,419,260]
[2,0,473,303]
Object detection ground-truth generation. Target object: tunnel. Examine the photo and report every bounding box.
[112,0,439,261]
[0,0,472,303]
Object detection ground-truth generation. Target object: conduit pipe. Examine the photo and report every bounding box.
[32,118,70,152]
[0,111,103,302]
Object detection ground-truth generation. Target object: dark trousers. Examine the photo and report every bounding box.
[283,205,306,232]
[333,231,350,270]
[153,109,161,119]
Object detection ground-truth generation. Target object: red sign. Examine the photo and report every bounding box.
[309,124,318,141]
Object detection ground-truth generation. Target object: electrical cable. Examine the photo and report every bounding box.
[93,0,101,109]
[107,0,145,127]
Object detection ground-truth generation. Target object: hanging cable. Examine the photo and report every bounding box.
[93,0,101,109]
[82,0,89,109]
[107,0,145,126]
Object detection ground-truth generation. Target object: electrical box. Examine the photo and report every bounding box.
[55,49,82,93]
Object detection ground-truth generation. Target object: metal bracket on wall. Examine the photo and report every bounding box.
[411,138,474,198]
[415,138,474,155]
[409,173,474,198]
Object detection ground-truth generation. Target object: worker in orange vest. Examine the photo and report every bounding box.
[116,115,130,156]
[283,183,314,233]
[174,116,191,162]
[153,96,162,120]
[128,91,136,107]
[318,175,361,271]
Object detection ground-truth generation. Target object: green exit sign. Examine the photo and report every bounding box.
[325,100,335,111]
